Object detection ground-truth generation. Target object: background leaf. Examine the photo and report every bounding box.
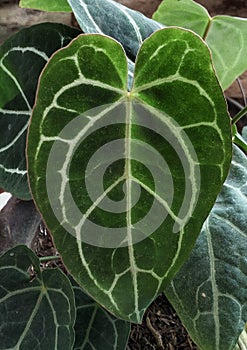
[27,29,231,323]
[234,326,247,350]
[0,23,80,199]
[0,197,41,254]
[67,0,162,89]
[165,145,247,350]
[72,279,130,350]
[19,0,71,12]
[153,0,209,37]
[67,0,163,60]
[153,0,247,90]
[0,245,76,350]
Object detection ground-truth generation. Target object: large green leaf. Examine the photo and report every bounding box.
[0,23,80,199]
[165,145,247,350]
[27,29,231,323]
[19,0,71,12]
[72,280,130,350]
[153,0,247,90]
[0,245,76,349]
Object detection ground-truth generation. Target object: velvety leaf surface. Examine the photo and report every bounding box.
[165,145,247,350]
[19,0,71,12]
[0,245,76,349]
[67,0,163,60]
[0,23,80,199]
[153,0,247,90]
[72,280,130,350]
[27,29,231,323]
[0,197,41,254]
[67,0,162,89]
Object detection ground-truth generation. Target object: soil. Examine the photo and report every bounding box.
[1,1,247,349]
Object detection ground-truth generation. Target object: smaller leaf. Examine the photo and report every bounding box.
[153,0,247,90]
[165,145,247,350]
[71,279,130,350]
[19,0,71,12]
[153,0,210,37]
[234,326,247,350]
[0,246,76,350]
[0,23,80,199]
[0,198,41,254]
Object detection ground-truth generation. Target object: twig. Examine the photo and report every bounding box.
[237,78,247,106]
[146,316,164,350]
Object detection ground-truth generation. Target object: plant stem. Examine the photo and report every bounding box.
[39,255,60,262]
[232,105,247,125]
[233,133,247,154]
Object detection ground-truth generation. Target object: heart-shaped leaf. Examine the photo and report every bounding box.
[153,0,247,90]
[19,0,71,12]
[27,29,232,323]
[0,245,76,349]
[0,23,80,199]
[67,0,162,89]
[165,144,247,350]
[72,279,130,350]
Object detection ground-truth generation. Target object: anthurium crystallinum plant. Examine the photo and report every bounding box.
[0,0,246,349]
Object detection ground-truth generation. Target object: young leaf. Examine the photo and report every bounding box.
[165,145,247,350]
[0,245,76,349]
[27,29,231,323]
[0,198,41,254]
[72,280,130,350]
[0,23,80,199]
[153,0,247,90]
[153,0,210,37]
[19,0,71,12]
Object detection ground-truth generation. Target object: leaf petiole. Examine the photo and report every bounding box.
[231,105,247,125]
[39,255,60,262]
[232,132,247,154]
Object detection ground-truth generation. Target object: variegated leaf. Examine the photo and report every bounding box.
[0,23,80,198]
[27,29,231,323]
[72,279,130,350]
[0,245,76,349]
[165,144,247,350]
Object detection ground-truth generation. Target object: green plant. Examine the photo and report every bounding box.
[0,0,246,349]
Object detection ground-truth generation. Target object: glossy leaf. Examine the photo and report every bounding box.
[0,23,80,199]
[0,245,76,349]
[72,280,130,350]
[19,0,71,12]
[153,0,209,37]
[165,145,247,350]
[0,197,41,254]
[27,29,231,323]
[153,0,247,90]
